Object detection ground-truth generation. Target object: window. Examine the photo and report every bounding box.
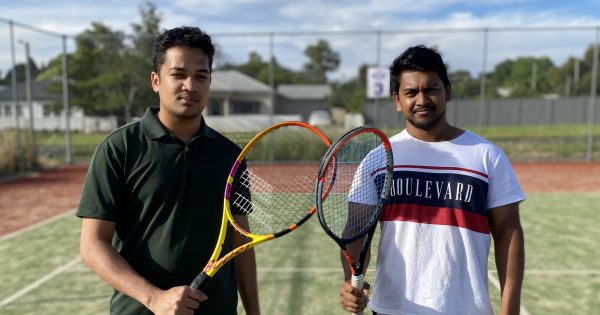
[207,100,223,116]
[43,105,53,117]
[5,105,12,117]
[231,101,261,114]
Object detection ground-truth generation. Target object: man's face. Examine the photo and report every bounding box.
[151,46,211,120]
[392,70,451,131]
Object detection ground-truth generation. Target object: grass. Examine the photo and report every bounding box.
[1,192,599,314]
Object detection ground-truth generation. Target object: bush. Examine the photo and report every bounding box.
[0,130,39,175]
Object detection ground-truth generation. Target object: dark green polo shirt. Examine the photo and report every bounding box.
[77,107,241,315]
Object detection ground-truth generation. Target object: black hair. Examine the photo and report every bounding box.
[152,26,215,73]
[389,45,450,96]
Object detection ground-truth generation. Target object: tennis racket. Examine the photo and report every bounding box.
[315,126,393,315]
[190,121,331,290]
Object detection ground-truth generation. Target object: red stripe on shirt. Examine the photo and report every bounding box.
[395,165,489,178]
[381,203,490,234]
[370,165,489,178]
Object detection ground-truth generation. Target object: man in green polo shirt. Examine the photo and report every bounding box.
[77,26,260,315]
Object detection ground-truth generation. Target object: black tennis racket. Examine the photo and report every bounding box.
[315,126,393,315]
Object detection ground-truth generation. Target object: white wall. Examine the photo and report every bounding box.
[0,101,117,133]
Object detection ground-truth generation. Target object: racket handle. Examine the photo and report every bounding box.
[190,271,210,291]
[351,274,365,315]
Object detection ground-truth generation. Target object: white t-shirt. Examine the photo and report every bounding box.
[366,129,525,315]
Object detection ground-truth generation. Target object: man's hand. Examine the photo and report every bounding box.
[147,286,207,315]
[339,280,370,313]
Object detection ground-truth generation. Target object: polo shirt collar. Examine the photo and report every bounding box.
[140,107,218,140]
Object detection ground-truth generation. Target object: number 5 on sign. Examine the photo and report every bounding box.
[367,67,390,99]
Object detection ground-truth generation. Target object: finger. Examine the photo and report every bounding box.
[341,281,354,293]
[183,297,200,310]
[188,287,208,302]
[362,281,370,292]
[362,287,370,296]
[342,281,365,297]
[341,299,360,313]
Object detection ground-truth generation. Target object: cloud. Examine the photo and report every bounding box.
[2,0,600,79]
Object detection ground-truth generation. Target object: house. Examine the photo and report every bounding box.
[0,70,333,133]
[276,84,332,121]
[0,81,117,133]
[207,69,273,116]
[204,70,332,132]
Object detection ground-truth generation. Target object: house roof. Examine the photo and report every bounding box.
[210,70,271,93]
[0,80,61,102]
[277,84,332,100]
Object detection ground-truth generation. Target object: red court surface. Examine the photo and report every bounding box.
[1,162,599,236]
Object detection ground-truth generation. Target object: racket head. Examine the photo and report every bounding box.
[316,125,393,246]
[197,121,331,284]
[226,121,331,237]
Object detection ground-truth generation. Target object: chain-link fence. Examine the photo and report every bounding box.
[1,17,599,170]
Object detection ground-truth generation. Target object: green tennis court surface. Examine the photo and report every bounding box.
[1,193,599,314]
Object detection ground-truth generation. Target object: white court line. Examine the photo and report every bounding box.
[0,210,75,242]
[0,257,81,308]
[259,267,600,275]
[493,269,600,275]
[257,267,375,273]
[488,271,531,315]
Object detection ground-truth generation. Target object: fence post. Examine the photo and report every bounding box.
[587,27,599,161]
[478,28,489,133]
[9,20,22,172]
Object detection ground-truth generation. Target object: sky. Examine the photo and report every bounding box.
[1,0,600,81]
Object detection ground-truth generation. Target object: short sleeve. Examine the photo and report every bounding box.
[347,147,386,205]
[76,142,125,221]
[487,149,526,209]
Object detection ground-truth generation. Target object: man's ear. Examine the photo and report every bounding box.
[445,85,452,103]
[392,92,402,112]
[151,71,160,92]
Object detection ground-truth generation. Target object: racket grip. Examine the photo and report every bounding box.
[190,271,210,291]
[351,274,365,315]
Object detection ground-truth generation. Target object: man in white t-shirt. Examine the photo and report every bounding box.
[339,45,525,315]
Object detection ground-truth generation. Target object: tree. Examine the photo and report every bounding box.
[220,51,303,85]
[330,64,369,113]
[302,39,340,83]
[38,1,162,122]
[38,22,128,115]
[577,44,600,96]
[449,70,479,99]
[489,57,559,97]
[1,58,40,84]
[124,0,162,121]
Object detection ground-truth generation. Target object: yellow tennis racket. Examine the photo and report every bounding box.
[190,121,331,290]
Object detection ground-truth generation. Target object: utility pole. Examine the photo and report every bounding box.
[19,39,37,167]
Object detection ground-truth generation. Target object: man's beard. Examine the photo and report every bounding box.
[405,109,445,130]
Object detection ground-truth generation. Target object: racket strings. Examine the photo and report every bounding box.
[233,169,277,232]
[231,166,319,235]
[321,133,389,240]
[230,125,329,236]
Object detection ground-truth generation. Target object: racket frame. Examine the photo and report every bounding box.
[315,125,393,289]
[190,121,331,290]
